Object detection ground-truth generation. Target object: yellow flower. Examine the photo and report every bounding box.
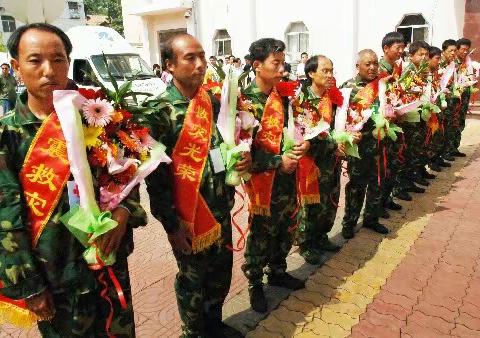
[83,125,103,148]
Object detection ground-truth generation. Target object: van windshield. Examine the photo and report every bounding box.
[91,54,155,81]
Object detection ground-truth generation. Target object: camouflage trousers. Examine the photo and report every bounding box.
[173,218,233,338]
[38,254,135,338]
[342,153,384,228]
[243,172,297,287]
[297,162,341,251]
[383,137,404,205]
[443,97,462,156]
[395,122,426,188]
[453,90,471,150]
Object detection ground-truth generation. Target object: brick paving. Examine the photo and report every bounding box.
[2,116,480,337]
[247,116,480,338]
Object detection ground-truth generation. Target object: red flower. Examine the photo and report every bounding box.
[202,81,222,92]
[78,88,105,100]
[328,79,344,106]
[120,109,132,120]
[276,81,300,97]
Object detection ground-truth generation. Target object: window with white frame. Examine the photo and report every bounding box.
[396,14,429,44]
[213,29,232,57]
[1,16,16,33]
[68,1,81,19]
[285,22,309,59]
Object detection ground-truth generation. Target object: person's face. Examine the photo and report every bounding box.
[229,56,235,64]
[1,65,9,76]
[209,57,217,65]
[384,42,405,62]
[234,60,241,68]
[429,54,441,70]
[443,45,457,63]
[410,47,429,67]
[301,54,308,63]
[357,52,379,82]
[254,51,285,87]
[167,35,206,90]
[309,58,334,90]
[11,29,70,103]
[457,44,470,62]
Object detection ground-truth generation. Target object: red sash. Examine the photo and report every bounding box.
[353,78,380,111]
[0,112,70,327]
[296,95,333,205]
[245,88,284,216]
[172,87,221,253]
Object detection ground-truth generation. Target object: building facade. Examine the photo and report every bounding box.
[0,0,86,51]
[122,0,474,83]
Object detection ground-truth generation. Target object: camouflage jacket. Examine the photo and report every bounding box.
[0,92,147,300]
[341,76,378,158]
[144,84,235,235]
[379,57,394,75]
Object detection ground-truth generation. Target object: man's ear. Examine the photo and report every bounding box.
[166,59,175,74]
[252,60,261,73]
[10,59,19,75]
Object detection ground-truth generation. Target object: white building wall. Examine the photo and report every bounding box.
[122,0,466,83]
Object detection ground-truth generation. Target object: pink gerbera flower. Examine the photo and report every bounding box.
[82,98,114,127]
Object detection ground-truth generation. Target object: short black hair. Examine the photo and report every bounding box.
[1,63,9,68]
[304,55,332,83]
[301,52,308,57]
[244,54,252,61]
[442,39,457,51]
[248,38,285,63]
[409,40,430,55]
[209,55,216,60]
[381,31,405,49]
[161,33,193,64]
[7,23,72,59]
[429,46,442,58]
[456,38,472,48]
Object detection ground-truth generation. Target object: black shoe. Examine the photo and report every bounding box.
[415,177,430,187]
[429,163,442,172]
[248,285,267,313]
[453,150,466,157]
[439,160,452,167]
[380,209,390,219]
[318,237,341,252]
[206,322,244,338]
[300,248,323,265]
[394,190,413,201]
[268,273,305,290]
[422,170,436,179]
[443,154,455,161]
[385,200,402,211]
[407,184,426,193]
[363,221,390,234]
[342,225,355,239]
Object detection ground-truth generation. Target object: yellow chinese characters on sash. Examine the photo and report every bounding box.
[172,87,221,253]
[297,95,333,206]
[245,88,284,216]
[0,112,70,328]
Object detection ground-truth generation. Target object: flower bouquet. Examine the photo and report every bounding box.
[217,68,251,186]
[54,79,170,267]
[332,87,361,158]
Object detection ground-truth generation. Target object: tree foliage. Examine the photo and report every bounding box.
[84,0,124,35]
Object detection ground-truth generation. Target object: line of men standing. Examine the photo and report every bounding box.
[0,21,475,338]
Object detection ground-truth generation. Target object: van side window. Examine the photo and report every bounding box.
[73,59,96,86]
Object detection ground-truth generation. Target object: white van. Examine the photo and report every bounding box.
[66,26,166,97]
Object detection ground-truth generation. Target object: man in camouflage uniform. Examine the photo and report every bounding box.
[452,38,474,158]
[441,39,461,163]
[395,41,434,197]
[426,46,447,172]
[378,32,407,210]
[0,23,146,337]
[145,34,247,338]
[241,38,307,313]
[341,49,389,239]
[294,55,342,265]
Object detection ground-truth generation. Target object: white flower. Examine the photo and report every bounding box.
[82,98,114,127]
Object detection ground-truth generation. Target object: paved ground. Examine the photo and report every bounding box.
[2,113,480,337]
